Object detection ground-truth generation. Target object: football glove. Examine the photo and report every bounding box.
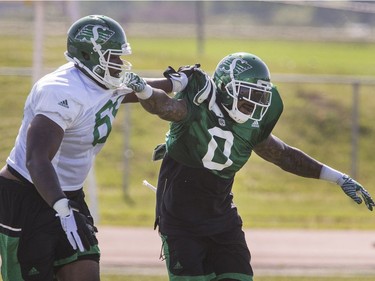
[124,72,152,99]
[177,63,201,77]
[152,143,167,161]
[163,63,201,92]
[54,198,97,251]
[337,175,375,211]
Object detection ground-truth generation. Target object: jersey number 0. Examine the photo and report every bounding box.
[202,127,234,171]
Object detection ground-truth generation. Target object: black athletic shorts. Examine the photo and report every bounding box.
[0,176,100,281]
[160,226,253,281]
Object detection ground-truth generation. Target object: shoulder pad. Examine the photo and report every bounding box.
[191,69,216,109]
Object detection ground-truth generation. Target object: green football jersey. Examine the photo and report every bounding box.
[166,70,283,179]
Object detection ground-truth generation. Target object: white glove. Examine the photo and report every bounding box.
[58,209,85,251]
[163,64,200,93]
[54,198,96,251]
[124,72,153,99]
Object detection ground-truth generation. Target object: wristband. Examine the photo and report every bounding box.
[135,84,153,100]
[53,198,70,217]
[319,165,344,184]
[170,72,188,92]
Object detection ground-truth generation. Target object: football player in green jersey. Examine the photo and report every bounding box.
[125,52,375,281]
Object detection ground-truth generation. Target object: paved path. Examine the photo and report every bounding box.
[97,226,375,276]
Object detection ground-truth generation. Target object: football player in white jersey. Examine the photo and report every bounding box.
[0,15,136,281]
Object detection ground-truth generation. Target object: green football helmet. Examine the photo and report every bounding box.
[213,52,272,123]
[65,15,132,89]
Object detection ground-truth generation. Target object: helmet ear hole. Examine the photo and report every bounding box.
[81,51,90,61]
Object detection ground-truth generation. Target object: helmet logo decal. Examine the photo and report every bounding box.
[218,58,253,79]
[75,24,114,44]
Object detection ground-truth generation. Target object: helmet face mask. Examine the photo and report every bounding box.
[65,15,132,89]
[213,53,272,123]
[92,46,132,87]
[225,79,272,122]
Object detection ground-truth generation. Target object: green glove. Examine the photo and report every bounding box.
[124,72,152,100]
[124,72,146,93]
[152,143,166,161]
[337,175,375,211]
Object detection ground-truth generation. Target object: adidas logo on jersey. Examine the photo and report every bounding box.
[251,120,259,128]
[58,99,69,108]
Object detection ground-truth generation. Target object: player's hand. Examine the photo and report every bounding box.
[177,63,201,78]
[163,64,200,92]
[55,199,97,251]
[337,175,375,211]
[124,72,147,92]
[124,72,153,99]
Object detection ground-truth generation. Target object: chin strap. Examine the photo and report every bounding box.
[65,52,112,89]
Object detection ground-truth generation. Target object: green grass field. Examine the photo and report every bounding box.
[2,35,375,280]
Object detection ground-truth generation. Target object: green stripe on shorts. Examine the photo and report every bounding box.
[0,233,23,281]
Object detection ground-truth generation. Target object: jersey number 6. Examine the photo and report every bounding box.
[92,97,122,146]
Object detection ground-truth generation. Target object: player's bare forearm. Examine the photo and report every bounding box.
[121,92,139,103]
[253,134,323,178]
[145,78,173,93]
[120,78,172,104]
[139,88,188,122]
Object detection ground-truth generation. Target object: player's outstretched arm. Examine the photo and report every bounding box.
[124,72,188,122]
[144,77,173,93]
[145,63,201,94]
[254,134,375,211]
[253,134,323,178]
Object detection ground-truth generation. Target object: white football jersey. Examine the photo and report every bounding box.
[7,62,128,191]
